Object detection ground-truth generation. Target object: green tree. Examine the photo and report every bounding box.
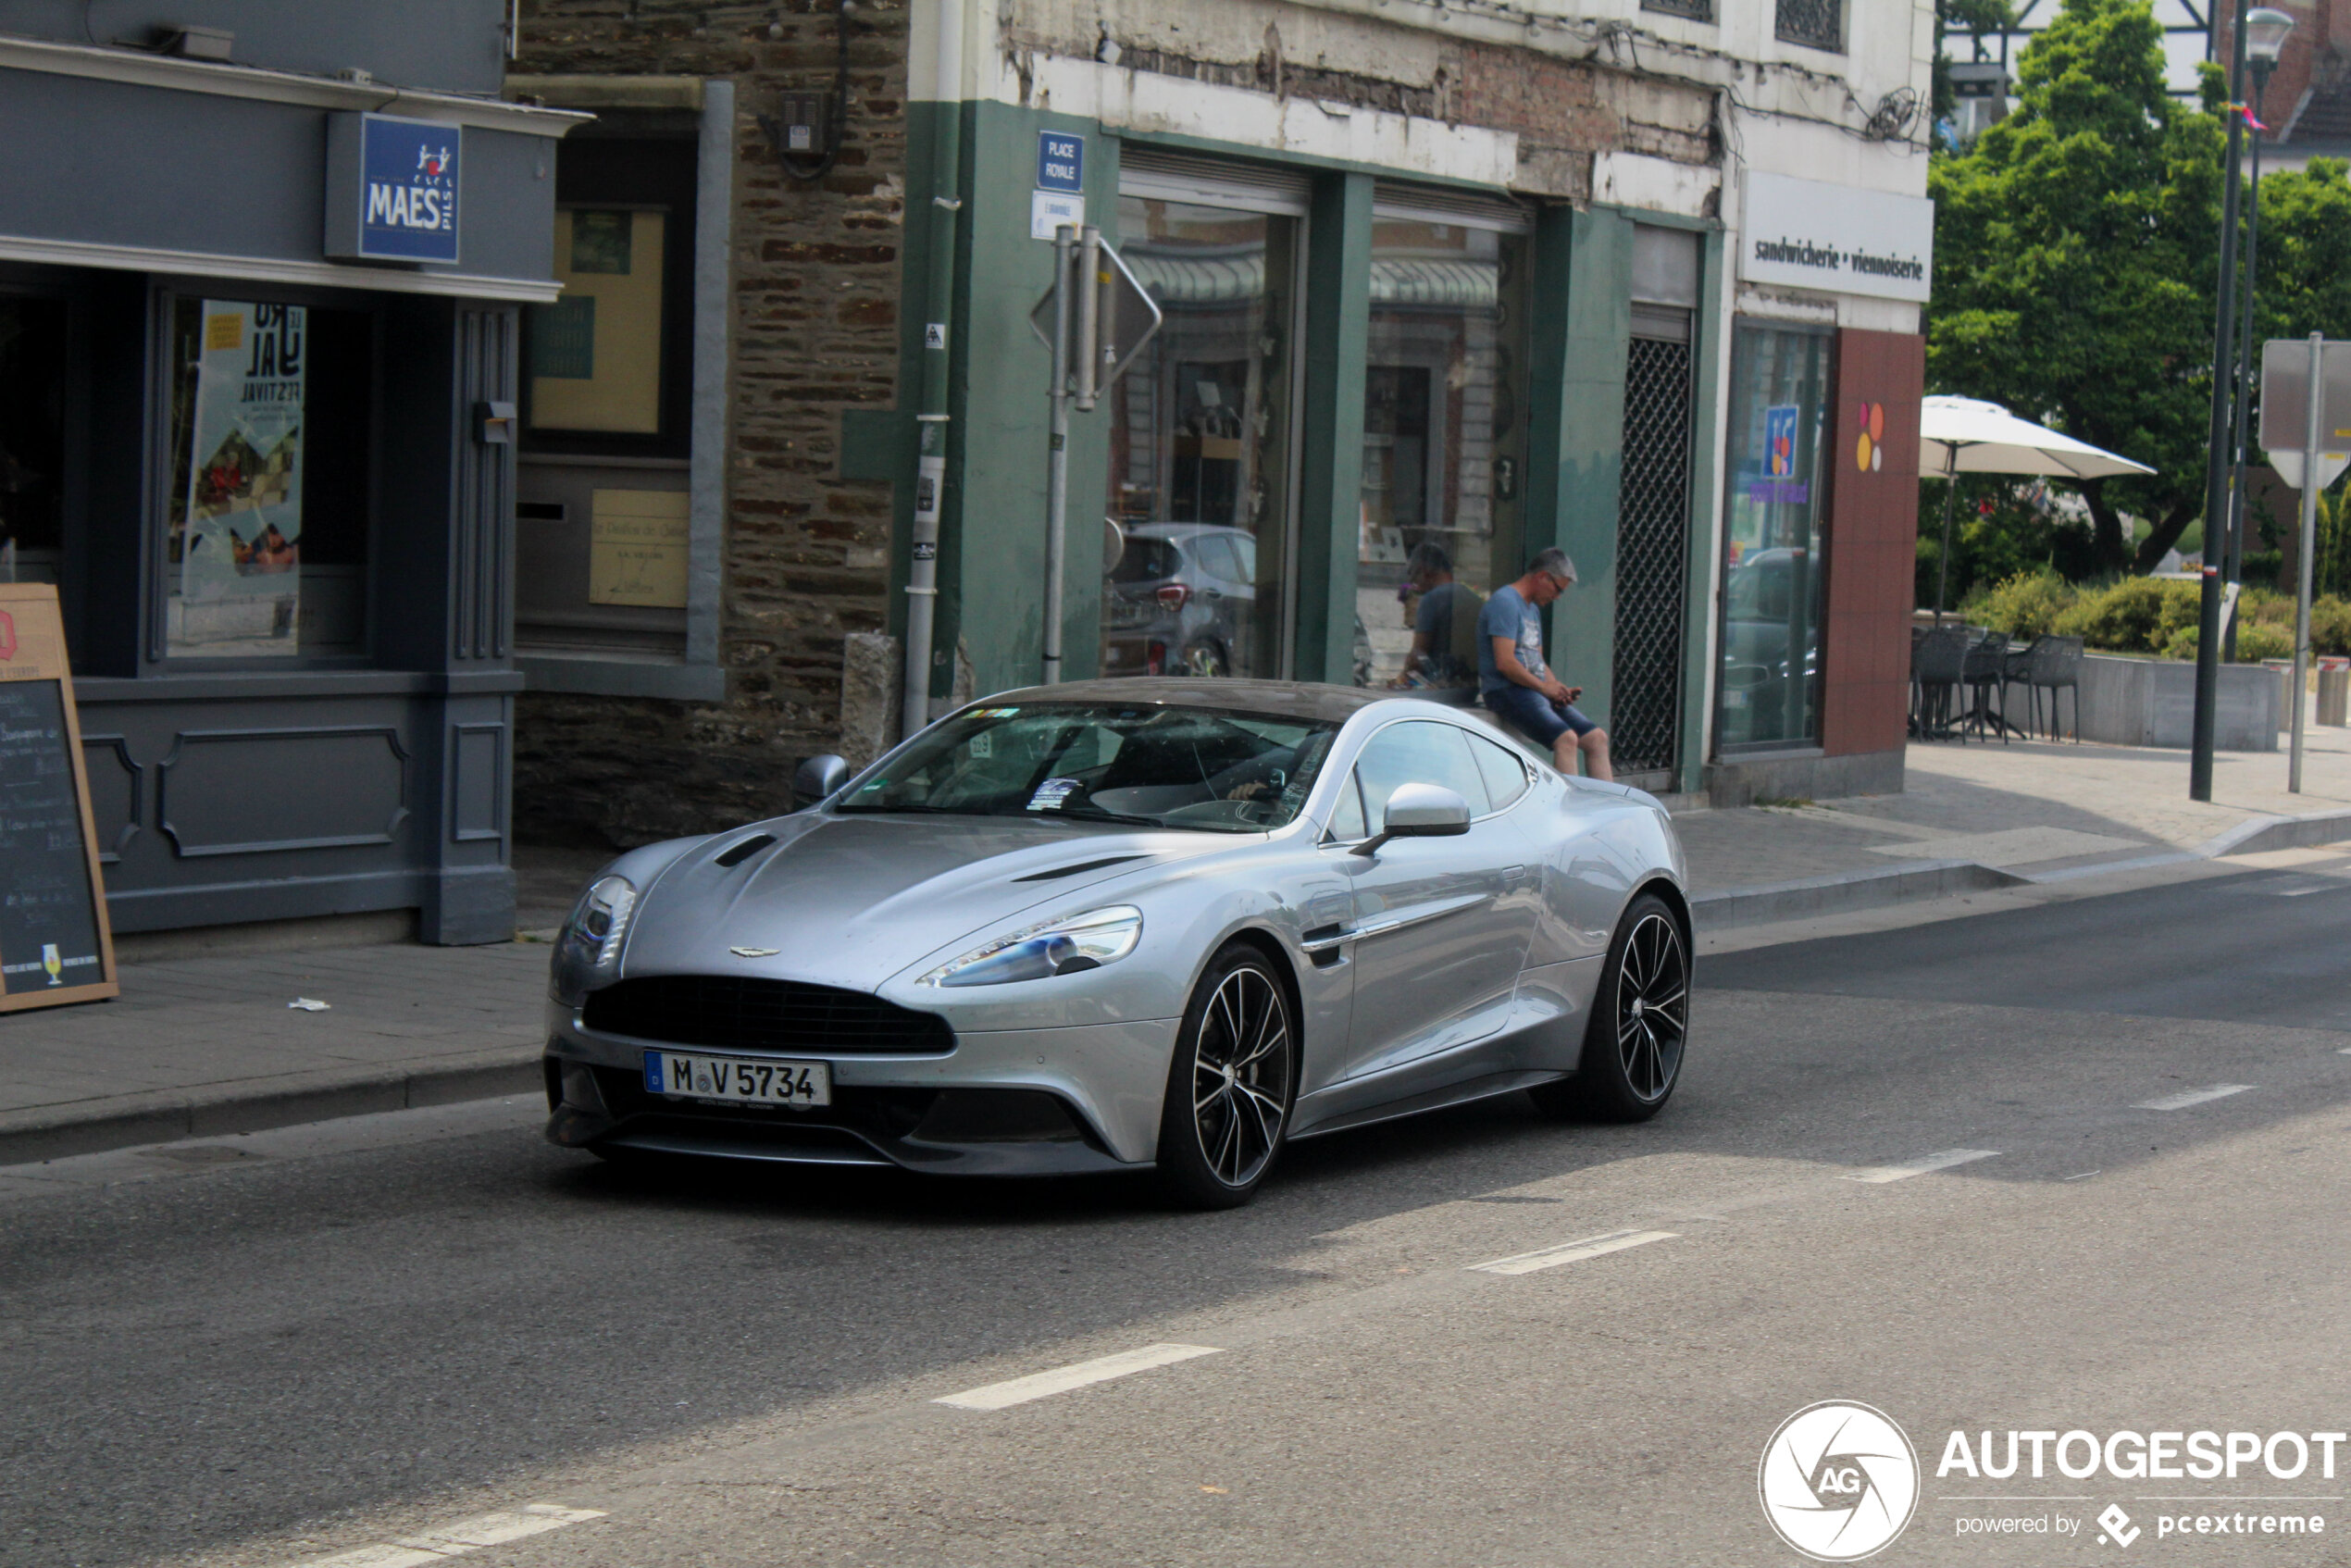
[1929,0,2224,575]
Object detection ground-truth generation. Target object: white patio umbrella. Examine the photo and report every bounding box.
[1920,395,2157,623]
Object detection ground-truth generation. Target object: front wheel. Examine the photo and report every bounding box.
[1531,891,1688,1123]
[1154,942,1297,1208]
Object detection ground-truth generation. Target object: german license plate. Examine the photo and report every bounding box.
[643,1051,831,1107]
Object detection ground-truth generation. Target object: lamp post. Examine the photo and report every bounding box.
[2193,0,2254,803]
[2223,7,2296,659]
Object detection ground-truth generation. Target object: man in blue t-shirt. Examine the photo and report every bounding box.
[1478,547,1612,779]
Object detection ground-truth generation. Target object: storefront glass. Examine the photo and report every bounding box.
[163,297,372,658]
[1101,196,1300,680]
[1718,323,1831,749]
[1357,218,1528,689]
[0,294,66,585]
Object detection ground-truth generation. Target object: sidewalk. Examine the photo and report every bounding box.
[10,710,2351,1165]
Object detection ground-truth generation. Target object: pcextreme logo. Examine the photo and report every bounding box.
[1760,1401,1922,1562]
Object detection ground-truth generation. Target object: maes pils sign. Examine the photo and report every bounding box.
[325,113,462,265]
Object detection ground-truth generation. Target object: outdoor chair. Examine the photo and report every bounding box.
[1959,628,2013,742]
[2022,634,2083,741]
[1911,626,1968,740]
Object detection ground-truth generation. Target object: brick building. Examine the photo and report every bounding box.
[505,0,1934,848]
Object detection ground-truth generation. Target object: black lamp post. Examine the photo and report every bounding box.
[2223,7,2296,658]
[2193,0,2255,803]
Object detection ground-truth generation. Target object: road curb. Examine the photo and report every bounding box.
[1693,859,2030,929]
[0,1052,543,1167]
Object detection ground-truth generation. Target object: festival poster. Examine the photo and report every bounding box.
[176,302,305,655]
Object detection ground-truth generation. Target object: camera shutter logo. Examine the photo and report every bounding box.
[1759,1401,1921,1561]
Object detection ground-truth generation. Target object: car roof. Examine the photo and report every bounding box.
[977,678,1393,725]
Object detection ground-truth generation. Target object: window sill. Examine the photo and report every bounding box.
[517,651,725,702]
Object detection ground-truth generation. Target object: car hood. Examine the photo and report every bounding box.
[617,812,1231,990]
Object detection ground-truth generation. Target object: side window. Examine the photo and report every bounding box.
[1325,769,1367,841]
[1465,730,1529,810]
[1352,720,1491,826]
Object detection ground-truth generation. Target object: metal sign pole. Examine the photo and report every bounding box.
[2294,331,2322,792]
[1042,224,1076,685]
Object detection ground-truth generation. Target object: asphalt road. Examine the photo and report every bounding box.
[8,858,2351,1567]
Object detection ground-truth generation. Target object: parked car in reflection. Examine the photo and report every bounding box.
[1720,546,1821,742]
[1102,523,1256,678]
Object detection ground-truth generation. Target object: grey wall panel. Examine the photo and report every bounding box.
[0,73,553,283]
[79,733,142,863]
[451,721,504,841]
[454,307,520,660]
[0,1,508,93]
[157,724,410,856]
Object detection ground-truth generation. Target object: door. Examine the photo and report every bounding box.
[1336,720,1536,1081]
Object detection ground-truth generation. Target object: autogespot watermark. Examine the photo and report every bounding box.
[1762,1405,2345,1556]
[1760,1401,1922,1562]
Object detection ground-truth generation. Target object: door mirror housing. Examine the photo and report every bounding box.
[793,753,851,808]
[1350,781,1473,855]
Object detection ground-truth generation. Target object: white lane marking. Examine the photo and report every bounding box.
[285,1506,604,1568]
[1843,1148,2001,1184]
[1467,1228,1678,1276]
[2136,1084,2255,1112]
[934,1343,1223,1411]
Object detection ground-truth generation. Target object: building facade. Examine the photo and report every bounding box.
[1,1,575,942]
[507,0,1933,848]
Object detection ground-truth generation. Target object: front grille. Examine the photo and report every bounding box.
[581,976,954,1054]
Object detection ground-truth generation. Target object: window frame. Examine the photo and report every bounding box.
[519,133,699,464]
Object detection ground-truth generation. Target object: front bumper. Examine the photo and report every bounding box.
[542,999,1179,1173]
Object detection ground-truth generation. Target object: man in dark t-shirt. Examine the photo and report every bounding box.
[1399,542,1483,694]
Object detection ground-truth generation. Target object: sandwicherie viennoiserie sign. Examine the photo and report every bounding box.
[1739,171,1934,305]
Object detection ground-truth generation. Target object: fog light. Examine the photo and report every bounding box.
[560,1061,607,1114]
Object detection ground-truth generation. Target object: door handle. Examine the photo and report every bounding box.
[1500,865,1528,886]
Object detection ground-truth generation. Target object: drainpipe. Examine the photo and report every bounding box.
[902,0,964,740]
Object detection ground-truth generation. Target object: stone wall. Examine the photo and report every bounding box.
[512,0,907,846]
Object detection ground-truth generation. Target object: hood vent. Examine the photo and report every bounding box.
[1013,853,1148,883]
[713,833,777,868]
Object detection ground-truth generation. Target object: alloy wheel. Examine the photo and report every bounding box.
[1190,965,1290,1187]
[1613,911,1687,1102]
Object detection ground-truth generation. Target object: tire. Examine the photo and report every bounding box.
[1153,941,1298,1209]
[1531,891,1688,1123]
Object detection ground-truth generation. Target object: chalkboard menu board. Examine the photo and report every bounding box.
[0,586,116,1012]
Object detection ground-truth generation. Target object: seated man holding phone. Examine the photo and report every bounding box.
[1477,547,1612,781]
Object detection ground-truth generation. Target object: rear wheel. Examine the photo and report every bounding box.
[1532,891,1688,1123]
[1154,942,1297,1208]
[1181,640,1230,678]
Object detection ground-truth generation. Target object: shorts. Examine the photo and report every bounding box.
[1483,682,1597,746]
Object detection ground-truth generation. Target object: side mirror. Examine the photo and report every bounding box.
[1351,781,1472,855]
[792,753,851,808]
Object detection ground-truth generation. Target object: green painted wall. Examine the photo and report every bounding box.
[1525,205,1633,728]
[1294,172,1374,684]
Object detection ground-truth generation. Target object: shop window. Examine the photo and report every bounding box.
[1358,210,1530,689]
[1101,193,1302,681]
[1718,324,1832,751]
[0,294,66,585]
[517,136,697,655]
[162,297,372,659]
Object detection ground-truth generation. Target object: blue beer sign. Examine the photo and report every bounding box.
[325,113,462,265]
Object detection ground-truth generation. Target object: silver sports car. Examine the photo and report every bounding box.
[542,679,1691,1207]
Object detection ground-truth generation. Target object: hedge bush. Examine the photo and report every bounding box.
[1966,572,2351,660]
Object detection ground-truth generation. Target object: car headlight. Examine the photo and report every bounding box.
[559,875,639,974]
[921,906,1143,988]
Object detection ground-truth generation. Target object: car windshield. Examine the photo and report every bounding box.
[838,703,1340,832]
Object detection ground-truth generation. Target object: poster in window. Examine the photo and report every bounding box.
[173,302,305,656]
[530,209,665,435]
